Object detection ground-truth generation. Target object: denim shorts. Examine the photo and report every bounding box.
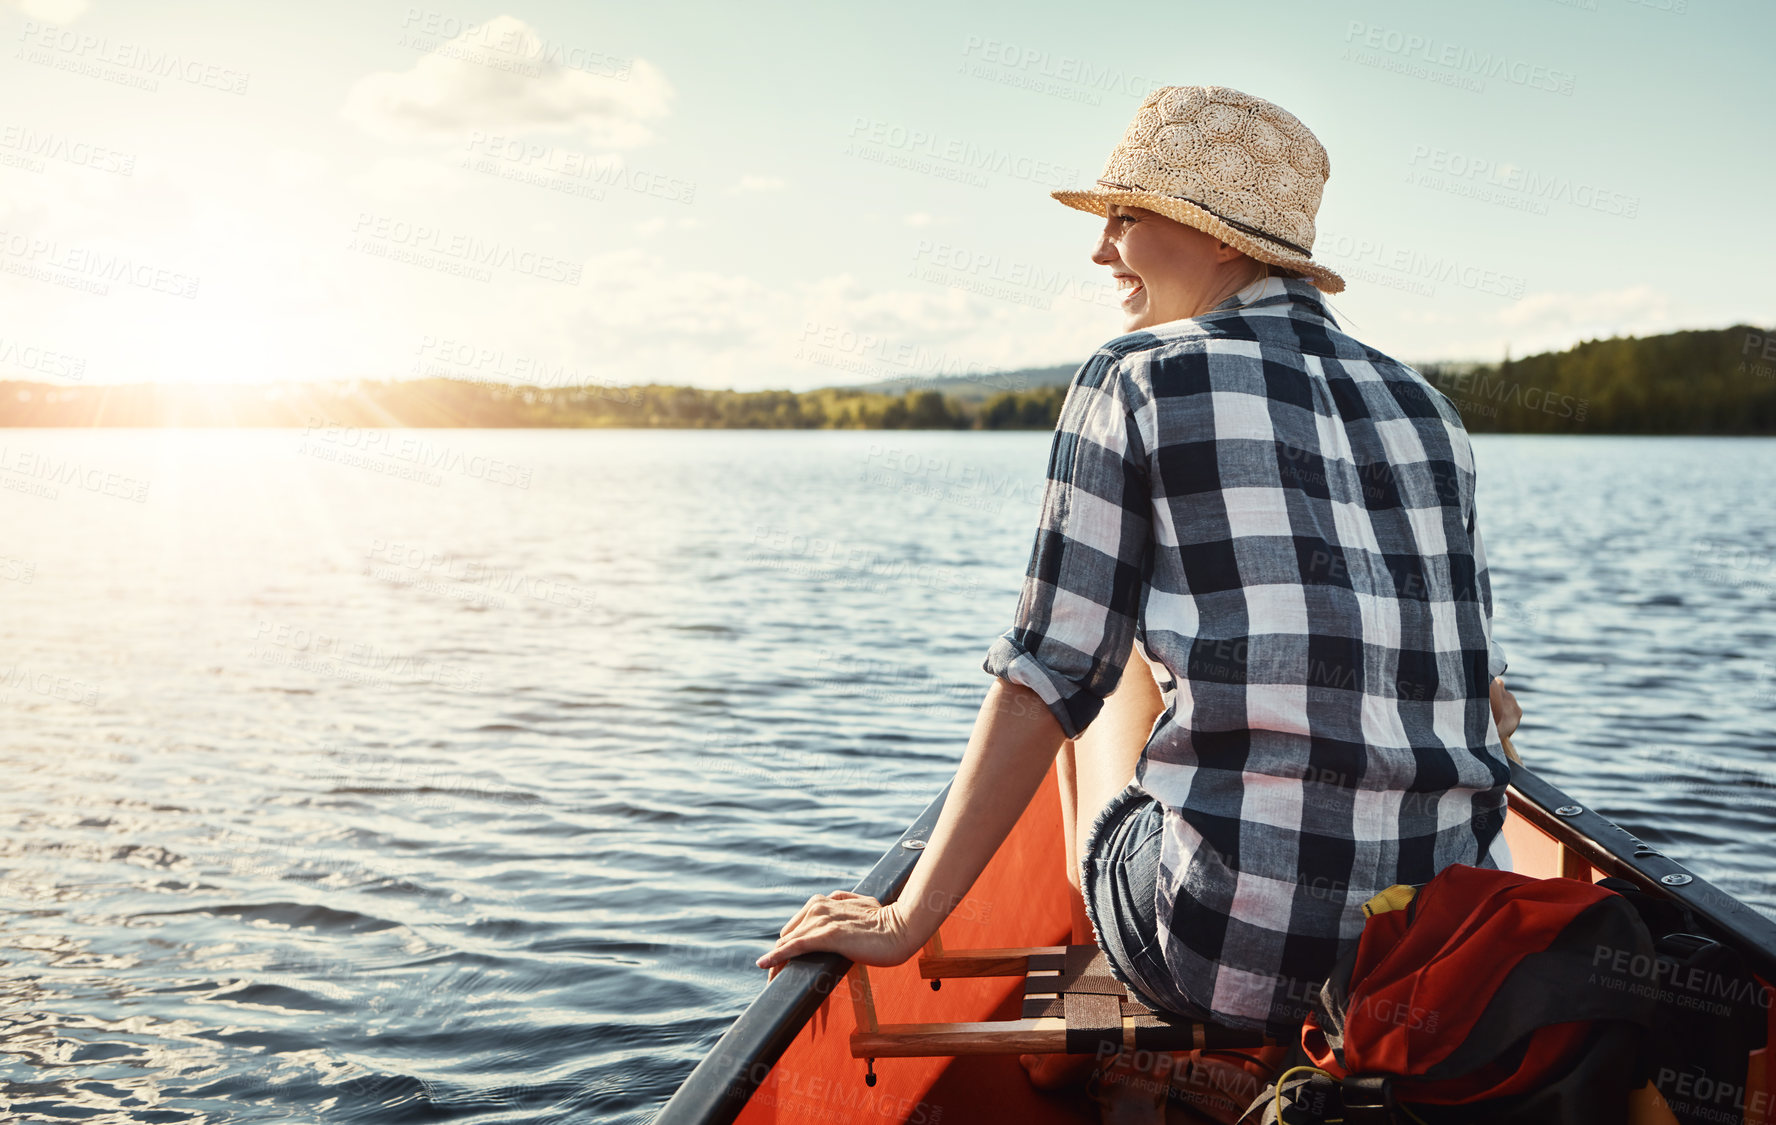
[1078,780,1212,1021]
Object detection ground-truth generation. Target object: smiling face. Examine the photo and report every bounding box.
[1092,203,1265,331]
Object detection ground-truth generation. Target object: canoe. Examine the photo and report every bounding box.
[656,760,1776,1124]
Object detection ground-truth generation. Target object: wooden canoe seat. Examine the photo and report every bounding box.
[846,932,1276,1063]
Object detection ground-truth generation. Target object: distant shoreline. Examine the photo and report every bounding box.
[2,322,1770,434]
[5,426,1772,437]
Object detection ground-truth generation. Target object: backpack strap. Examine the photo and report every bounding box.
[1340,1074,1398,1125]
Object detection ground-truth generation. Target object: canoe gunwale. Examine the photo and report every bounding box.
[1508,761,1776,982]
[651,783,953,1125]
[657,763,1776,1125]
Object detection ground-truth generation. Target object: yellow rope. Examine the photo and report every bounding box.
[1272,1065,1336,1121]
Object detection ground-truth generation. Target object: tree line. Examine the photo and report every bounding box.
[1418,324,1775,434]
[0,378,1074,430]
[0,324,1769,432]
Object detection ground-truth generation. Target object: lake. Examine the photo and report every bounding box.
[1,428,1772,1123]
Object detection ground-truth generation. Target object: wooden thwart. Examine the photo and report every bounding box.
[917,945,1055,980]
[846,942,1275,1059]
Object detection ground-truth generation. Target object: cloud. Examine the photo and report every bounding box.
[351,155,460,200]
[633,215,701,238]
[442,245,1114,392]
[1494,284,1672,348]
[1493,284,1670,329]
[342,15,672,148]
[5,0,88,22]
[264,148,332,185]
[1373,285,1691,364]
[729,175,787,194]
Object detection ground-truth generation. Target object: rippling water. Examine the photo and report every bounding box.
[1,429,1771,1123]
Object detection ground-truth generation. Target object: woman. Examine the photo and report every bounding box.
[756,85,1523,1102]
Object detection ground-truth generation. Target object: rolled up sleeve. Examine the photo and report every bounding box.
[983,351,1152,739]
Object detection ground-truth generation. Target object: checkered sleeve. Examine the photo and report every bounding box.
[1470,506,1508,681]
[983,350,1152,739]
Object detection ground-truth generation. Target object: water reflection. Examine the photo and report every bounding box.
[0,430,1770,1122]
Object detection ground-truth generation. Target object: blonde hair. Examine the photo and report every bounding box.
[1236,254,1353,330]
[1253,258,1306,282]
[1218,255,1305,312]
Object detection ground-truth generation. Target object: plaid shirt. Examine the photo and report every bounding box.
[984,275,1512,1036]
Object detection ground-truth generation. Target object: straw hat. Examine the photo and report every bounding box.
[1052,85,1345,294]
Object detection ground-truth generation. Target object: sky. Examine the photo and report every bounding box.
[1,0,1770,391]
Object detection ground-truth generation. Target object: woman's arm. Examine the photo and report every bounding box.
[758,353,1149,975]
[1492,675,1523,762]
[755,678,1064,975]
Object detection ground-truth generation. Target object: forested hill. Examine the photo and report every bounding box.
[0,324,1769,432]
[1418,325,1775,434]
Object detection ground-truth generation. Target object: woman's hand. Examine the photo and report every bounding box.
[755,890,920,980]
[1491,676,1522,740]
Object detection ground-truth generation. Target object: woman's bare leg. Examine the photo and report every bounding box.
[1023,642,1166,1091]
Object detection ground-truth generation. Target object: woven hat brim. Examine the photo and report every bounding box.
[1051,188,1346,296]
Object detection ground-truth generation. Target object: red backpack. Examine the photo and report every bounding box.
[1241,864,1661,1124]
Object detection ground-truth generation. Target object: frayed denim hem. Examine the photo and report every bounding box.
[1077,779,1179,1014]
